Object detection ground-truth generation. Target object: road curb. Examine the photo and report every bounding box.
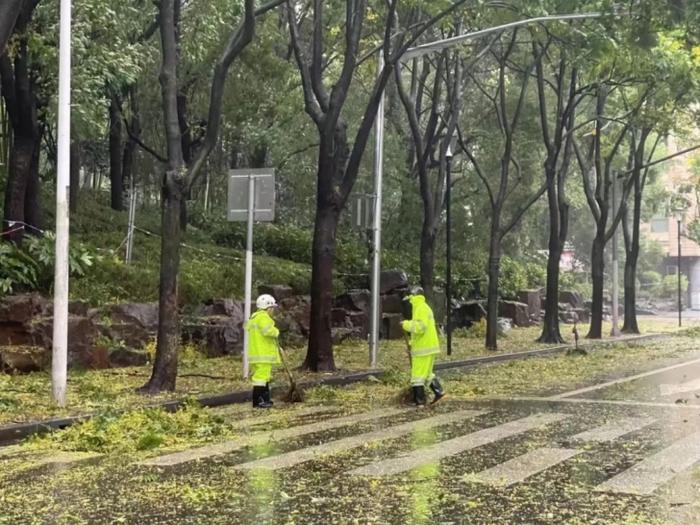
[0,332,668,445]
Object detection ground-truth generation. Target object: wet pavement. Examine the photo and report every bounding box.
[3,355,700,524]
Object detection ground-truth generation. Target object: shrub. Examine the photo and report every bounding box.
[0,233,96,296]
[499,256,528,299]
[658,273,688,299]
[639,270,662,286]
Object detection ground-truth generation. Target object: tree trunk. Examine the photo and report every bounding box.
[3,134,34,241]
[109,96,124,211]
[538,178,565,343]
[304,201,339,372]
[419,215,437,299]
[141,0,186,394]
[142,174,183,392]
[485,216,501,350]
[69,142,81,213]
[622,245,639,334]
[23,136,40,231]
[622,178,642,334]
[588,233,606,339]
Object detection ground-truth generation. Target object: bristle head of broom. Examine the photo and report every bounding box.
[282,386,305,403]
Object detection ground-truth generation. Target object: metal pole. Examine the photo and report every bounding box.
[402,12,611,61]
[52,0,72,407]
[445,152,453,355]
[243,175,255,378]
[610,174,620,336]
[678,218,682,328]
[369,50,385,369]
[126,176,136,264]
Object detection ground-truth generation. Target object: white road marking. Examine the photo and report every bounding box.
[596,430,700,495]
[659,377,700,397]
[234,410,486,471]
[550,356,700,399]
[571,417,656,442]
[349,413,569,477]
[139,407,410,467]
[470,447,580,486]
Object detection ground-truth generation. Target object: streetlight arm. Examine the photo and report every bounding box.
[402,12,608,61]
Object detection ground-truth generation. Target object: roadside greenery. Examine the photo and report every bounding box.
[0,320,693,429]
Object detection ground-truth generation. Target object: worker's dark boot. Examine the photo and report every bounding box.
[429,377,445,404]
[264,383,274,406]
[412,386,427,407]
[252,386,272,408]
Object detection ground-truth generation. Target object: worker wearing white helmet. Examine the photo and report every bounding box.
[244,294,280,408]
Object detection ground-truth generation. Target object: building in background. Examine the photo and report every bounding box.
[642,135,700,309]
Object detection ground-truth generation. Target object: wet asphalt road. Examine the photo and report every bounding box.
[3,356,700,524]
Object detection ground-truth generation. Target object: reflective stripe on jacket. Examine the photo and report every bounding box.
[401,295,440,357]
[245,310,281,364]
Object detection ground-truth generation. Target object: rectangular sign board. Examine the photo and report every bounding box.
[350,193,374,231]
[227,168,275,222]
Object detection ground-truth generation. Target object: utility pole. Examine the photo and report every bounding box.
[369,50,385,369]
[53,0,72,407]
[610,173,620,336]
[445,145,453,355]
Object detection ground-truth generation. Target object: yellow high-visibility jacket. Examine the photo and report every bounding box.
[401,294,440,358]
[245,310,281,364]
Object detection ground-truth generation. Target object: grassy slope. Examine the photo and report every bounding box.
[66,192,313,307]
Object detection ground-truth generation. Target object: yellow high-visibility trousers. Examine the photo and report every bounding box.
[410,355,436,387]
[251,363,272,387]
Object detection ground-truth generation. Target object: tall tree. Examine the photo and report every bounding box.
[532,38,581,343]
[573,85,641,339]
[142,0,284,393]
[286,0,467,370]
[395,46,463,299]
[621,126,658,333]
[459,31,547,350]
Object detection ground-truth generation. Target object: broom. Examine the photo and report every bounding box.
[278,346,304,403]
[396,332,414,404]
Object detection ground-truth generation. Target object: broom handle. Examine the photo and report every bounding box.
[403,332,412,366]
[278,346,296,386]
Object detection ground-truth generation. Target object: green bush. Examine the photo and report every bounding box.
[639,270,662,286]
[658,273,688,299]
[499,256,528,299]
[0,233,96,296]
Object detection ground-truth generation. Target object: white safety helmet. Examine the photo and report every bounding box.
[256,294,277,310]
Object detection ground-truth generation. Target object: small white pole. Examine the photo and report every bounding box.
[126,176,136,264]
[611,174,620,336]
[52,0,72,407]
[242,174,255,378]
[369,50,385,369]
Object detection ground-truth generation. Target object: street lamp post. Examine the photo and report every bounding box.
[52,0,72,407]
[610,173,620,336]
[678,218,682,328]
[445,146,453,355]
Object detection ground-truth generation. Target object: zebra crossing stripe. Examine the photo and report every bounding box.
[471,447,580,486]
[139,407,410,467]
[349,413,569,477]
[595,430,700,495]
[234,410,486,471]
[570,417,655,443]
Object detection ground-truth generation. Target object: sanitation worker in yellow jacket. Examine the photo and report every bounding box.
[401,287,445,407]
[245,294,280,408]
